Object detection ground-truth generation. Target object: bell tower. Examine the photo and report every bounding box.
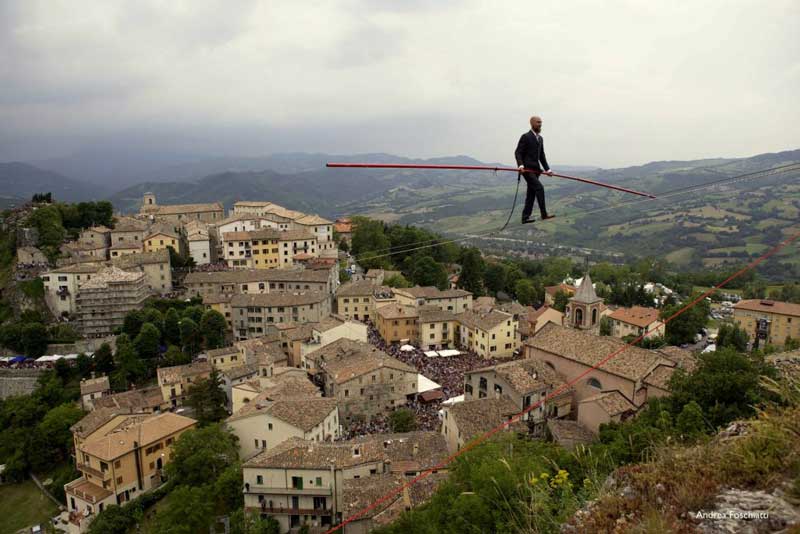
[565,257,604,332]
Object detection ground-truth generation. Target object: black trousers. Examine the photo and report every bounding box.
[521,172,547,220]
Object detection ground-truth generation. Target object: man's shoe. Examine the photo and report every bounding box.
[521,217,535,224]
[541,214,556,220]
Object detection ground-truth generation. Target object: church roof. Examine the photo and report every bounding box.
[571,272,602,304]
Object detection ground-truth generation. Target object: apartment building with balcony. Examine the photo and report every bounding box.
[241,432,447,533]
[335,280,396,322]
[64,412,196,533]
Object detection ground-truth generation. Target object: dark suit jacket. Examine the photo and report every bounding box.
[515,130,550,173]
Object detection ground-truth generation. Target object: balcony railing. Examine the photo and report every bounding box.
[245,485,331,496]
[246,505,333,516]
[76,462,110,480]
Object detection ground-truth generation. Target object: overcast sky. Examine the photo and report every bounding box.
[1,0,799,168]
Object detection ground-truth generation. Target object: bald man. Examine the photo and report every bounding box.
[515,116,555,224]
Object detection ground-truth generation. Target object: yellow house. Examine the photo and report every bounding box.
[65,412,196,533]
[156,361,212,408]
[733,299,800,348]
[222,229,280,269]
[144,228,183,256]
[375,303,419,344]
[205,346,242,371]
[418,306,459,350]
[456,309,518,358]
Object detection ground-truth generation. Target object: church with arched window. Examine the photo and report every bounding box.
[564,271,604,333]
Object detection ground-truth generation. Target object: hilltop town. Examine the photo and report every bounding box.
[1,192,799,534]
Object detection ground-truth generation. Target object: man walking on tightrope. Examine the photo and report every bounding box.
[515,115,555,224]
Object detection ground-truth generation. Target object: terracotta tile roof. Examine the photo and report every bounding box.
[243,431,447,470]
[656,346,697,373]
[315,316,345,332]
[734,299,800,317]
[47,264,101,275]
[527,323,671,382]
[336,280,379,297]
[202,292,233,305]
[609,306,662,328]
[341,473,447,522]
[308,339,416,385]
[447,396,521,441]
[474,296,496,311]
[112,249,170,268]
[579,390,636,416]
[79,267,143,289]
[643,364,678,390]
[277,229,317,241]
[109,242,144,251]
[220,363,259,381]
[376,303,419,320]
[150,202,223,215]
[205,346,238,358]
[80,376,110,395]
[456,309,513,332]
[497,301,529,317]
[186,267,329,285]
[545,284,575,297]
[396,286,472,299]
[157,361,212,386]
[230,291,328,308]
[112,217,149,232]
[80,413,196,461]
[418,306,457,323]
[468,358,568,395]
[546,420,595,446]
[228,396,336,431]
[92,386,166,412]
[70,407,145,439]
[295,214,332,225]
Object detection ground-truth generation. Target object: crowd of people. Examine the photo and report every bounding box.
[366,322,518,399]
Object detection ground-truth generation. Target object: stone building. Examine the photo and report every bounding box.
[76,267,150,338]
[565,272,605,332]
[139,193,224,224]
[306,339,418,424]
[241,432,447,533]
[230,292,332,341]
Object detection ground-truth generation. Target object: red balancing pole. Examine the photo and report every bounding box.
[326,162,656,199]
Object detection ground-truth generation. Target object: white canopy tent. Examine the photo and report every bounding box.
[417,374,442,394]
[441,394,464,406]
[400,345,416,352]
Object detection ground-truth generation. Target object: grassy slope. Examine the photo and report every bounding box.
[0,480,60,534]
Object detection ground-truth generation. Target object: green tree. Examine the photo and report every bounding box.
[31,403,84,469]
[388,408,417,433]
[661,293,709,345]
[166,424,239,487]
[676,400,707,439]
[457,247,485,296]
[484,263,510,295]
[0,322,24,352]
[552,291,569,313]
[123,309,146,338]
[410,255,448,289]
[187,369,229,426]
[26,204,66,257]
[214,462,244,512]
[22,322,48,357]
[164,345,190,367]
[229,510,281,534]
[112,341,146,390]
[384,273,412,288]
[339,267,352,283]
[134,322,162,359]
[182,305,205,325]
[716,323,749,352]
[163,308,181,346]
[142,307,164,333]
[152,485,214,534]
[180,318,201,357]
[93,342,115,375]
[351,217,392,270]
[599,316,612,336]
[668,347,775,428]
[200,309,227,349]
[514,279,537,306]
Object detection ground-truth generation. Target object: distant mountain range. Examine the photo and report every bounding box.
[0,162,109,207]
